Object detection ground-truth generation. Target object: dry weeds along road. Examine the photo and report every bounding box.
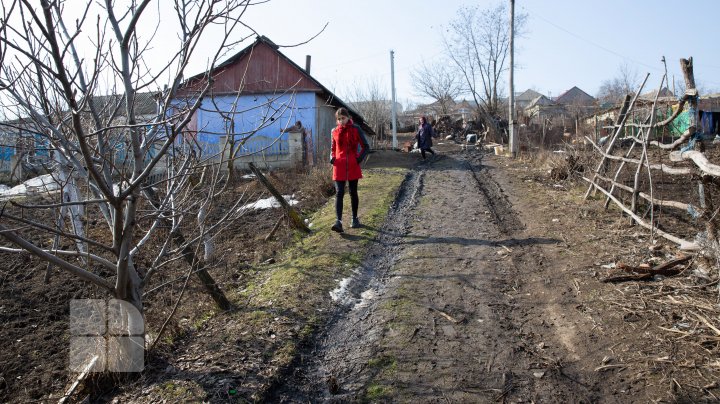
[272,150,612,403]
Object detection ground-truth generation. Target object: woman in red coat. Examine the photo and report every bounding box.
[330,107,370,233]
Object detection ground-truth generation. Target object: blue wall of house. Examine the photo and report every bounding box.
[0,130,47,162]
[192,92,318,157]
[0,138,14,161]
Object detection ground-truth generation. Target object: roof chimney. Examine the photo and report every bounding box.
[305,55,311,75]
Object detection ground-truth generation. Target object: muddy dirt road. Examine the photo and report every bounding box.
[271,150,622,402]
[3,140,717,403]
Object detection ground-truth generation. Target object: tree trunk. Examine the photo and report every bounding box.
[172,229,232,310]
[56,152,87,255]
[109,275,145,372]
[680,57,716,241]
[248,163,310,233]
[226,137,236,183]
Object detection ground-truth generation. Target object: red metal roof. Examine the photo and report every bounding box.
[176,36,374,135]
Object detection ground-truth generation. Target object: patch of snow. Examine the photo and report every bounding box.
[238,194,299,212]
[352,288,377,310]
[0,174,61,199]
[329,277,353,303]
[24,174,60,193]
[2,184,27,197]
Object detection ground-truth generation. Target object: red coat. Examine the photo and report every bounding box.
[331,120,369,181]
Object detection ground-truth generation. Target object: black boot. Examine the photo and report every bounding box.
[331,220,344,233]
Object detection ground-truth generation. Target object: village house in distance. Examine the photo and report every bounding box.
[172,35,374,170]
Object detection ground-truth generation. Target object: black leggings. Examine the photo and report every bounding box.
[421,148,435,159]
[335,180,358,220]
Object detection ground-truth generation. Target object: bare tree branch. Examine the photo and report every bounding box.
[410,60,463,115]
[0,1,295,339]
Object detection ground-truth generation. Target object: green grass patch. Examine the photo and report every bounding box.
[157,380,203,400]
[381,284,419,326]
[365,382,395,401]
[364,354,399,400]
[271,340,298,365]
[382,295,415,321]
[367,355,397,371]
[240,168,407,310]
[192,309,217,330]
[215,167,408,385]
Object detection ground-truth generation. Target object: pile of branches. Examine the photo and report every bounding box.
[431,116,484,142]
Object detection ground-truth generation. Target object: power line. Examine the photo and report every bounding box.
[530,12,663,73]
[531,11,720,90]
[311,51,387,72]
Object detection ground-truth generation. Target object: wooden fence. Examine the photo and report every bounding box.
[583,58,720,252]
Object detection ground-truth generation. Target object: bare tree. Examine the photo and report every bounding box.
[674,79,719,100]
[597,62,641,104]
[346,76,392,141]
[410,60,464,115]
[443,2,526,122]
[0,0,292,363]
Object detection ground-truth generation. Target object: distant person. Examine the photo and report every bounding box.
[415,116,436,160]
[330,107,370,233]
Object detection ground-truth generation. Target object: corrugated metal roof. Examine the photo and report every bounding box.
[526,95,554,109]
[82,92,159,118]
[515,89,543,102]
[178,36,375,136]
[555,86,596,106]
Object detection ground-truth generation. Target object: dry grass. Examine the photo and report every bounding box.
[518,146,590,184]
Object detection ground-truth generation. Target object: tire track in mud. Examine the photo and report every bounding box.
[268,167,428,402]
[467,157,523,236]
[271,151,600,403]
[328,167,426,308]
[263,165,427,403]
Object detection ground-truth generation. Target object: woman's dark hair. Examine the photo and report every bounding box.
[335,107,350,118]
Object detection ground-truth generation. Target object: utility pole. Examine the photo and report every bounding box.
[508,0,518,157]
[390,50,398,149]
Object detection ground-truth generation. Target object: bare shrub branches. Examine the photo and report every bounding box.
[0,1,282,319]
